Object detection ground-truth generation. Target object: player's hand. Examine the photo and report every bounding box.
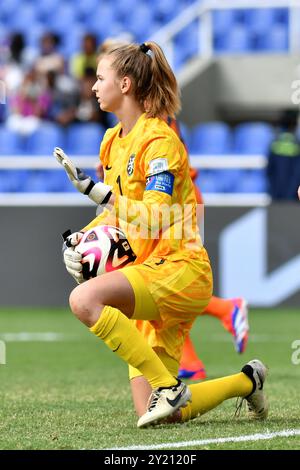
[62,232,84,284]
[298,186,300,200]
[53,147,113,205]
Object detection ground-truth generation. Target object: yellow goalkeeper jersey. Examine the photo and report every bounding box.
[84,113,206,264]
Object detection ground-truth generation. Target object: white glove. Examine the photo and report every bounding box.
[54,147,113,205]
[62,231,84,284]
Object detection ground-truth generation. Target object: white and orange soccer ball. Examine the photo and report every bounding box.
[75,225,136,280]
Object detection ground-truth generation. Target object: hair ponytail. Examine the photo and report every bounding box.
[107,41,181,118]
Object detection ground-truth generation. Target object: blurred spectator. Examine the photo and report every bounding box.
[70,34,98,79]
[35,33,64,75]
[1,33,36,93]
[47,67,109,127]
[75,67,108,125]
[267,109,300,200]
[46,70,78,126]
[7,68,51,136]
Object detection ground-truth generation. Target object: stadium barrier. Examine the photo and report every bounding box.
[0,154,270,207]
[0,204,299,307]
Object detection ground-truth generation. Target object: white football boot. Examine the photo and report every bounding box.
[238,359,269,420]
[137,379,191,428]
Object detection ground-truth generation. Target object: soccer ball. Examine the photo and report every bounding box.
[75,225,137,280]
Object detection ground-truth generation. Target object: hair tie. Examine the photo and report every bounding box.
[140,43,150,54]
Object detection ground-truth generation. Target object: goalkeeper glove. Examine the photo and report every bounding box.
[62,230,84,284]
[54,147,113,205]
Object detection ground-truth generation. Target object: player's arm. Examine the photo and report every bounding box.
[53,147,113,206]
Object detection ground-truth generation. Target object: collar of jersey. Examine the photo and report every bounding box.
[117,113,147,143]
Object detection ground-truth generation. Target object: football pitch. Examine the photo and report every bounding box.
[0,307,299,450]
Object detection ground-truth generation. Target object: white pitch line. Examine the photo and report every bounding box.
[108,429,300,450]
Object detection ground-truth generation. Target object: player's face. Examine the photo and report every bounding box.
[92,57,123,113]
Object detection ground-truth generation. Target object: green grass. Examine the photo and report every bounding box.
[0,308,299,450]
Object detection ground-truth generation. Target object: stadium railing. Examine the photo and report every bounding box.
[0,154,270,207]
[151,0,300,66]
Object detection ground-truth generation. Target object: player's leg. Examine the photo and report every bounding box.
[204,296,249,353]
[180,359,268,423]
[126,256,213,427]
[179,296,249,381]
[132,359,268,427]
[129,346,180,417]
[178,333,207,380]
[69,270,178,390]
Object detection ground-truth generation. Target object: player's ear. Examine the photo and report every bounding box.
[120,76,131,94]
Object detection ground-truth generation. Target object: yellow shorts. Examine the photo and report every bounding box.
[121,251,213,375]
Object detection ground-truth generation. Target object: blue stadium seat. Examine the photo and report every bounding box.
[154,0,182,22]
[273,8,289,25]
[23,171,50,193]
[36,0,61,21]
[236,170,267,193]
[23,170,70,193]
[0,0,22,21]
[213,9,237,37]
[8,3,37,33]
[0,127,23,155]
[233,123,274,154]
[85,4,117,36]
[47,4,78,34]
[218,169,245,193]
[195,170,219,193]
[125,5,156,41]
[66,123,106,155]
[175,21,200,63]
[244,8,277,36]
[76,0,100,20]
[177,121,191,149]
[255,25,288,52]
[0,170,28,192]
[60,24,85,58]
[215,25,252,53]
[190,122,232,154]
[27,123,66,156]
[24,23,45,50]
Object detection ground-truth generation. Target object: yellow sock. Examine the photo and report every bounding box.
[90,305,177,389]
[181,372,253,422]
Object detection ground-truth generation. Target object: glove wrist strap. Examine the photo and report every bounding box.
[84,180,95,195]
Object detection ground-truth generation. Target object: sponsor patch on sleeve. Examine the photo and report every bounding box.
[146,171,174,196]
[148,158,169,175]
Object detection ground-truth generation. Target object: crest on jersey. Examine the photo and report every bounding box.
[127,154,135,176]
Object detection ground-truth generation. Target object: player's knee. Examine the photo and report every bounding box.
[69,286,91,323]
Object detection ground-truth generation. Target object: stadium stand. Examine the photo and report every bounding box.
[0,1,295,196]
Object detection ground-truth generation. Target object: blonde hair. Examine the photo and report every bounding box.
[105,41,181,118]
[97,38,129,62]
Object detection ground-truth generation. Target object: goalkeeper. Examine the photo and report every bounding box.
[54,41,268,427]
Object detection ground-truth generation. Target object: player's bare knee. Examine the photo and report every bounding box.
[69,286,91,323]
